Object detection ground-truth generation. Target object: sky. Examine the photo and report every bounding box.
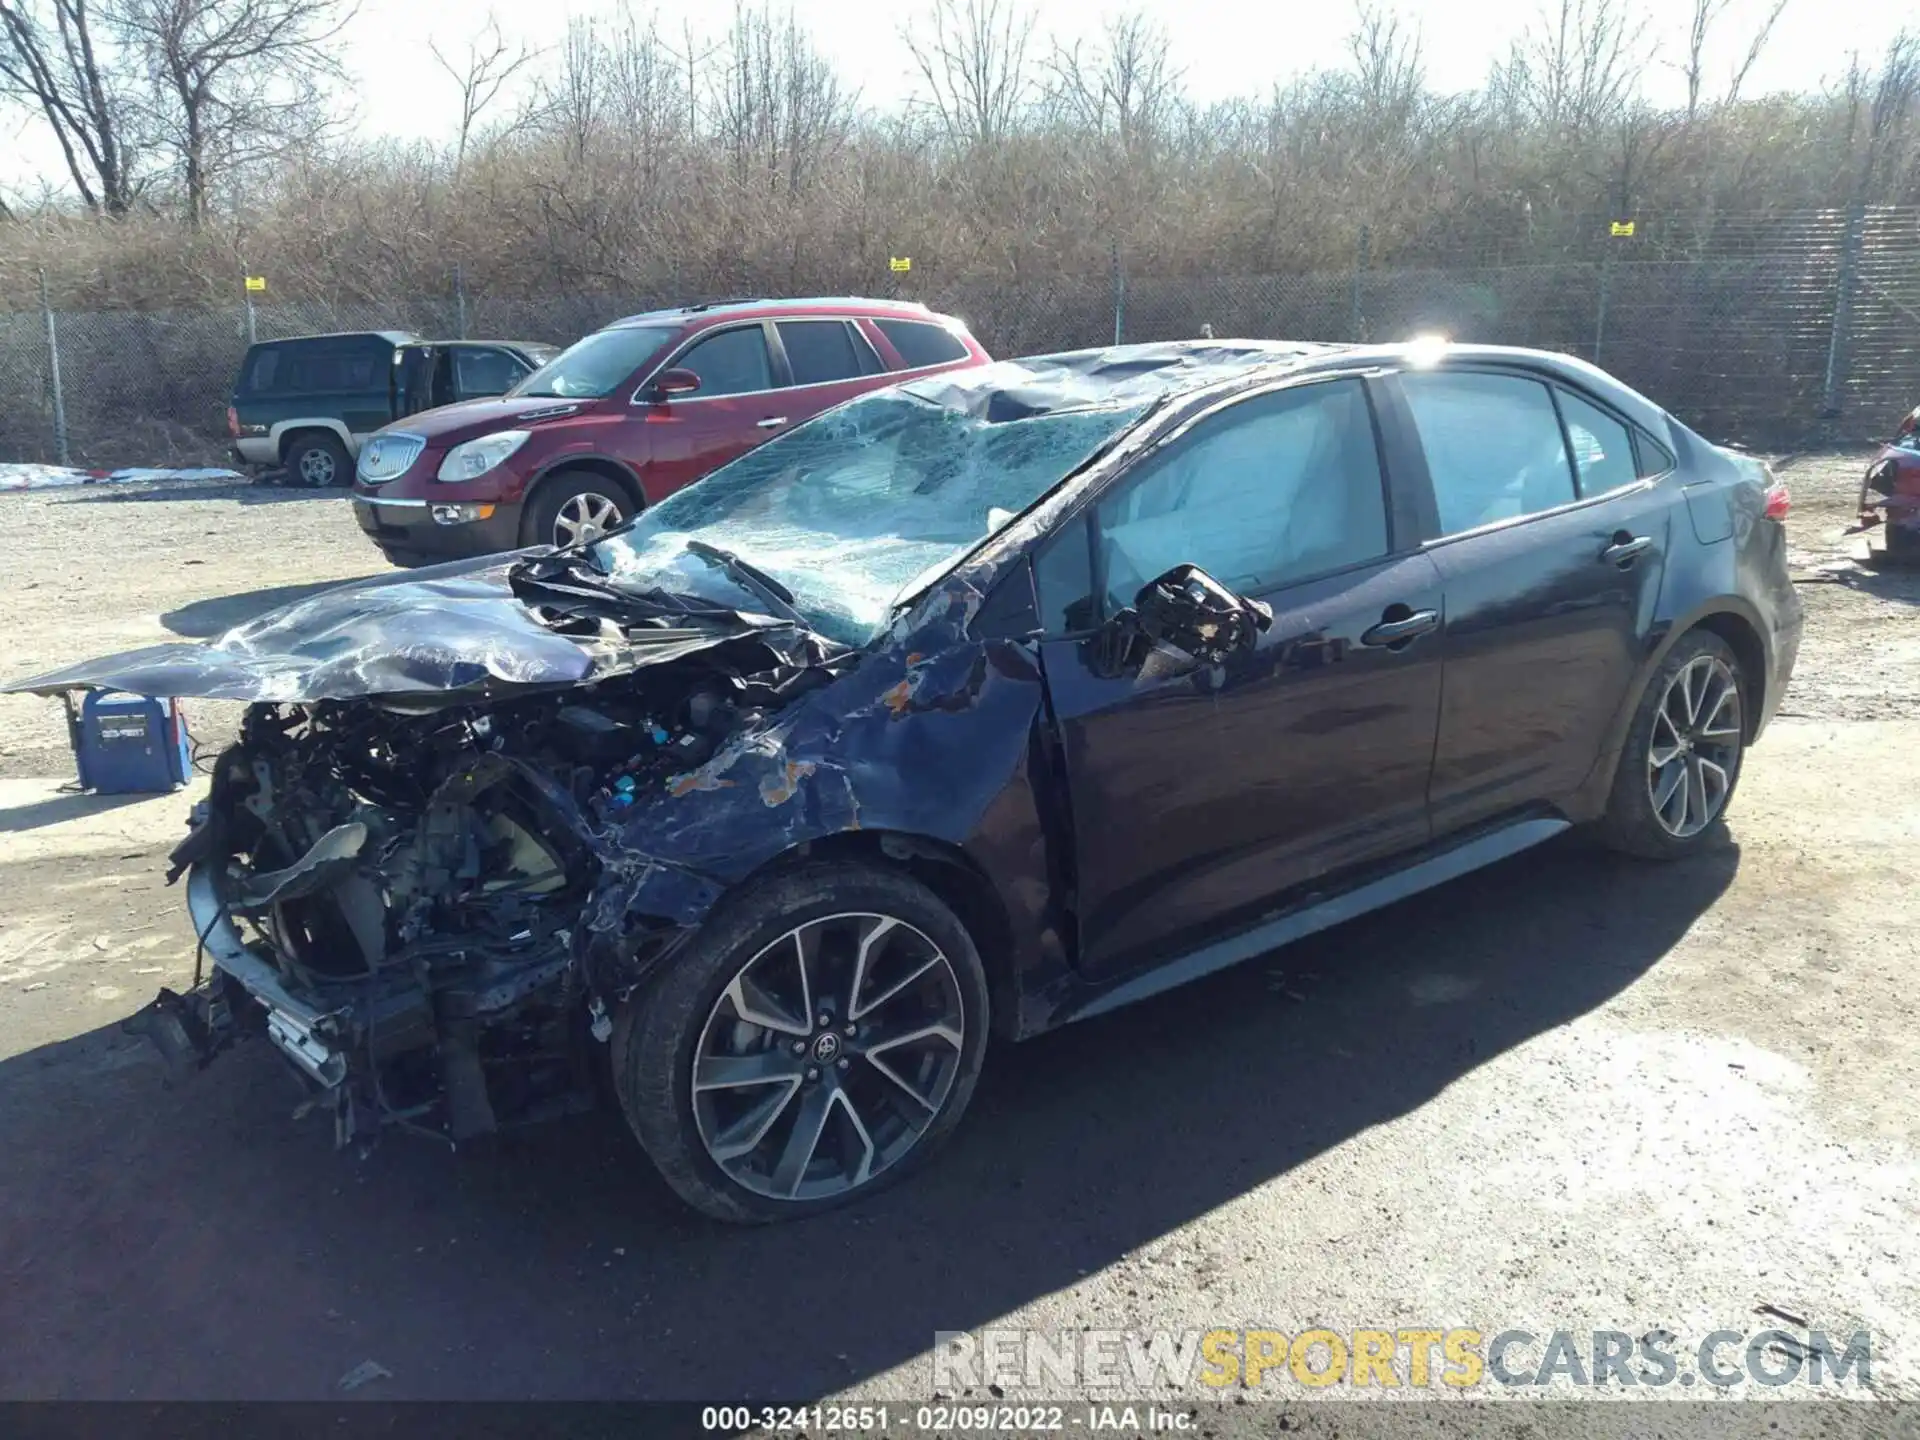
[0,0,1908,197]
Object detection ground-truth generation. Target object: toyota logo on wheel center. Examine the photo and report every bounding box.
[811,1032,841,1064]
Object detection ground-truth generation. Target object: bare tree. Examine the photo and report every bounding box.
[1044,9,1179,154]
[711,3,853,195]
[431,12,537,178]
[0,0,141,211]
[1681,0,1790,116]
[1494,0,1648,135]
[1840,29,1919,205]
[903,0,1033,147]
[1348,1,1424,120]
[114,0,356,226]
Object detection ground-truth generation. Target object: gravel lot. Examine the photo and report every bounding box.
[0,457,1914,1420]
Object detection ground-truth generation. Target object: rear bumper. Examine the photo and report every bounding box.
[352,493,525,564]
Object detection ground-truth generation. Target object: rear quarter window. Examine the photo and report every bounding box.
[875,318,970,370]
[239,346,282,394]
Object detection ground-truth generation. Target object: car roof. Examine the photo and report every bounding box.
[444,339,557,353]
[606,296,955,330]
[896,338,1672,435]
[250,330,419,348]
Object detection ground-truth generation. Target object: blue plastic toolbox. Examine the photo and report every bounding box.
[64,691,193,794]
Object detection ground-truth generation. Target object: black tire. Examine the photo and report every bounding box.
[283,431,350,488]
[522,471,635,550]
[613,861,991,1223]
[1593,629,1748,860]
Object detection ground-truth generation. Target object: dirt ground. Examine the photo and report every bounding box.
[0,460,1915,1416]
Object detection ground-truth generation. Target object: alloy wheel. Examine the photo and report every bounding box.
[553,492,622,546]
[1646,653,1742,839]
[298,449,336,485]
[691,912,966,1202]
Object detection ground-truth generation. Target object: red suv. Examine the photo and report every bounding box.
[350,297,991,565]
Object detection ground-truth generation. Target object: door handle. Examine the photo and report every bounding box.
[756,416,789,430]
[1360,606,1440,648]
[1601,532,1653,567]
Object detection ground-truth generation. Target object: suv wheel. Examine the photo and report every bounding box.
[524,472,633,550]
[284,432,350,488]
[1595,630,1748,860]
[613,861,990,1223]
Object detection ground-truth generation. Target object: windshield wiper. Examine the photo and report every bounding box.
[683,539,804,622]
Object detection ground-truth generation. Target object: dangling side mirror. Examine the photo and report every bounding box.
[1089,564,1272,679]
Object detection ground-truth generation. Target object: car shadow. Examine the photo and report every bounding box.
[0,834,1737,1400]
[162,578,387,638]
[0,788,152,834]
[55,482,350,508]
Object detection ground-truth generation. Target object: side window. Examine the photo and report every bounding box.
[676,326,773,397]
[281,339,384,393]
[1555,389,1638,495]
[452,347,528,399]
[776,321,865,386]
[850,325,888,375]
[875,318,970,370]
[1400,371,1575,535]
[1034,515,1097,633]
[241,346,282,394]
[1635,425,1677,477]
[1091,379,1388,613]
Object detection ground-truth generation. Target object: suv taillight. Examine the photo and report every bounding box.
[226,405,239,438]
[1763,481,1791,521]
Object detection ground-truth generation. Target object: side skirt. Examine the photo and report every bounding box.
[1057,816,1571,1026]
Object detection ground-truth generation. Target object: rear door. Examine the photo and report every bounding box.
[768,319,887,424]
[1034,377,1446,981]
[1385,367,1676,834]
[639,322,783,498]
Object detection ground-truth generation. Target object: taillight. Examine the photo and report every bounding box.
[1763,481,1791,521]
[226,405,239,438]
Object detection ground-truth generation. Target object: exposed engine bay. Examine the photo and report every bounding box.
[125,557,853,1149]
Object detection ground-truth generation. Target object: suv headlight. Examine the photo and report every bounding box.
[437,430,530,481]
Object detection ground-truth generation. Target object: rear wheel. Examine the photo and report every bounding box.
[523,471,634,550]
[1594,630,1748,860]
[283,432,350,488]
[614,862,990,1223]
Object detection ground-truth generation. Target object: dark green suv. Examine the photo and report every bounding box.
[227,331,559,486]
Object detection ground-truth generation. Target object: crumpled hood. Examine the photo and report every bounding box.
[3,552,821,704]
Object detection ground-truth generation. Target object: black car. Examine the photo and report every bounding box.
[12,339,1802,1223]
[228,331,560,486]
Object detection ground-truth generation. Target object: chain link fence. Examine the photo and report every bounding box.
[2,206,1915,469]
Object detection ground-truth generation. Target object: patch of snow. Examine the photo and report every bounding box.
[0,463,242,493]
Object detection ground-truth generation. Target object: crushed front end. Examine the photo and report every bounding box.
[108,557,850,1149]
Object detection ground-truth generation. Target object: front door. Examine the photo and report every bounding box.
[1034,378,1446,981]
[1388,368,1676,834]
[640,322,786,499]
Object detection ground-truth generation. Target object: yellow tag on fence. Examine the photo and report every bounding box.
[889,256,912,273]
[244,276,267,292]
[1608,221,1636,238]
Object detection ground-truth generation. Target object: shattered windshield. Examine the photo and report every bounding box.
[593,390,1148,646]
[512,325,678,399]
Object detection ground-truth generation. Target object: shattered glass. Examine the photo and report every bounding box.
[595,392,1150,646]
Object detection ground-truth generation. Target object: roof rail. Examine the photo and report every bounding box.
[683,297,768,312]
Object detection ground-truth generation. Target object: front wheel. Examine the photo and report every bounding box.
[614,862,990,1223]
[1594,630,1748,860]
[523,471,633,550]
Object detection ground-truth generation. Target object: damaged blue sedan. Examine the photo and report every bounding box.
[8,339,1801,1222]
